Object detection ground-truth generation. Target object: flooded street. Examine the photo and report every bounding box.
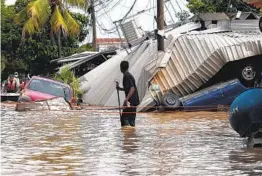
[1,105,262,175]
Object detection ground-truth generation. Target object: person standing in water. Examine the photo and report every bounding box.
[116,61,139,127]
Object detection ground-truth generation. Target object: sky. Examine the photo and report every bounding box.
[5,0,189,43]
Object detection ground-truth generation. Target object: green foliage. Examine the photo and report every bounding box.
[71,13,89,43]
[1,55,6,72]
[187,0,260,14]
[1,0,26,75]
[187,0,215,14]
[75,44,94,53]
[14,0,88,39]
[1,0,90,79]
[54,66,83,98]
[176,10,190,22]
[14,0,89,58]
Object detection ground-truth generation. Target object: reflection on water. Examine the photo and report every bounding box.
[1,106,262,175]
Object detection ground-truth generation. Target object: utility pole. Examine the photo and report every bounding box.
[157,0,165,51]
[91,0,97,51]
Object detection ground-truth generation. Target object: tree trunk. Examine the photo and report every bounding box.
[57,29,62,58]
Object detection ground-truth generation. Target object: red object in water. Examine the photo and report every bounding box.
[20,81,25,90]
[7,77,18,92]
[7,81,16,91]
[21,76,73,102]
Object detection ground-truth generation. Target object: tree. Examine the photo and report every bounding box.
[187,0,216,14]
[54,66,83,99]
[187,0,260,14]
[14,0,89,58]
[75,43,94,53]
[176,10,190,22]
[1,0,90,79]
[1,0,27,78]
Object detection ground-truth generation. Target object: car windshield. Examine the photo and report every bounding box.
[28,79,71,101]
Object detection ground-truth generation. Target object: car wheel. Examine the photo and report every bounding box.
[240,65,259,87]
[18,95,31,102]
[161,92,180,109]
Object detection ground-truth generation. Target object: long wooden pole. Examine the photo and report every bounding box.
[157,0,165,51]
[91,0,97,51]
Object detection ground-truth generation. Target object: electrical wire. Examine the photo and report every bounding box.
[120,0,137,22]
[96,0,123,16]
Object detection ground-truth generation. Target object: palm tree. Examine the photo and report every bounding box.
[14,0,88,58]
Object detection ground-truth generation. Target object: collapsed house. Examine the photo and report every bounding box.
[77,17,262,110]
[52,12,262,112]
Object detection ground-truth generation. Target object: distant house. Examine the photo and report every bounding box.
[96,38,126,52]
[189,12,261,33]
[226,12,260,20]
[190,13,230,29]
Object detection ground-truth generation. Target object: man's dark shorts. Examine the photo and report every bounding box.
[121,106,137,127]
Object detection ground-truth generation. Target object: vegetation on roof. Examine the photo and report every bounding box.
[187,0,260,14]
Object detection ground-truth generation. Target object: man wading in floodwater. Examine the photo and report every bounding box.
[116,61,139,127]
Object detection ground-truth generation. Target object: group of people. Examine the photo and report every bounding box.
[1,72,27,93]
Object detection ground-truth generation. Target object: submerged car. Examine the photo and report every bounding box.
[151,75,262,111]
[180,79,249,111]
[19,76,73,103]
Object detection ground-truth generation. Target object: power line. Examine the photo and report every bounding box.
[96,0,123,17]
[118,0,138,23]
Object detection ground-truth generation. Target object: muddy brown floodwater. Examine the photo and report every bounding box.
[1,105,262,176]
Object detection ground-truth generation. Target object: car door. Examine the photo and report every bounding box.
[221,80,248,105]
[181,84,224,108]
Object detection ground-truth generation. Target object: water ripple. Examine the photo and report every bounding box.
[1,107,262,175]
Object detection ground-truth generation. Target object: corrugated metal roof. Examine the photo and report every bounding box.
[189,26,230,34]
[231,19,260,33]
[150,32,262,98]
[166,22,201,37]
[57,50,117,72]
[50,51,98,63]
